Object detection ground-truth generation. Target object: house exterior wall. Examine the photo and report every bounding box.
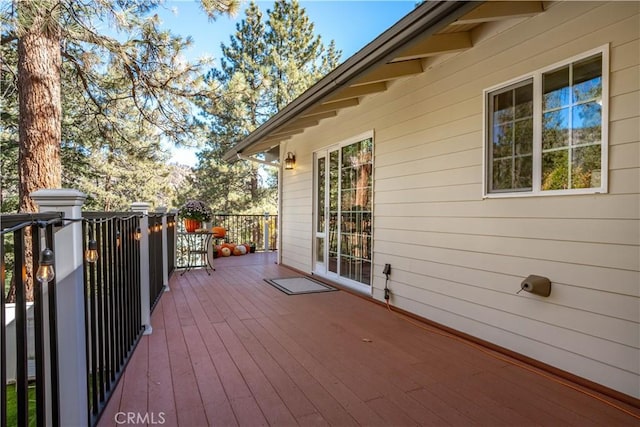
[279,1,639,398]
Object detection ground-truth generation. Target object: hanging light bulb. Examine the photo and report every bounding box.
[36,248,55,284]
[85,239,99,263]
[116,230,121,248]
[135,227,142,241]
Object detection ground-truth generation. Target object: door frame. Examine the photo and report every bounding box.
[312,131,374,294]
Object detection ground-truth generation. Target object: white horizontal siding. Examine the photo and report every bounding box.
[280,1,639,398]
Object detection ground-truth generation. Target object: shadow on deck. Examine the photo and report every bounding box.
[98,252,640,426]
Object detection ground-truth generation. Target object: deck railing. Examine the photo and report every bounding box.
[82,212,144,424]
[175,213,277,268]
[1,191,179,426]
[213,213,278,251]
[1,213,62,427]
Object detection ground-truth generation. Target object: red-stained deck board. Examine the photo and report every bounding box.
[242,317,359,426]
[161,287,209,427]
[146,302,178,427]
[96,252,640,427]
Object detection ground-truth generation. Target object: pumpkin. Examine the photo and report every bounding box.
[243,243,251,253]
[233,245,247,256]
[220,247,231,257]
[212,226,226,238]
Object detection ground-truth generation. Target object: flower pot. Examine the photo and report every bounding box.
[184,218,201,232]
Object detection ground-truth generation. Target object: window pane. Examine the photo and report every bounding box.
[515,84,533,119]
[493,90,514,124]
[514,120,533,155]
[542,149,569,190]
[572,102,602,145]
[329,151,339,211]
[487,80,533,194]
[514,155,532,189]
[543,66,570,110]
[492,158,512,190]
[492,123,513,158]
[573,54,602,103]
[316,157,325,233]
[572,145,601,188]
[543,108,569,150]
[316,237,324,263]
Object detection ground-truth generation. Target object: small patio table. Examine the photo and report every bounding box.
[180,230,216,275]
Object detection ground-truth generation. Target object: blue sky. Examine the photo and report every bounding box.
[161,0,416,165]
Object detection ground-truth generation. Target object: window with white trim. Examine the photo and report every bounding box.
[485,47,608,196]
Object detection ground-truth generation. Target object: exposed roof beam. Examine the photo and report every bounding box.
[301,98,360,117]
[392,32,472,62]
[452,1,544,25]
[324,82,387,104]
[281,111,337,131]
[351,60,423,86]
[246,138,290,155]
[276,119,319,134]
[269,128,305,138]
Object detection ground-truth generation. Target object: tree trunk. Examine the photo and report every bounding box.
[17,5,62,214]
[16,2,62,301]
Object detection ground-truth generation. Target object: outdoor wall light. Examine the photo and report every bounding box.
[36,248,55,284]
[284,152,296,170]
[85,239,99,263]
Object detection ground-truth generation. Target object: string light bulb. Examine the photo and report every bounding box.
[36,248,55,283]
[85,239,99,263]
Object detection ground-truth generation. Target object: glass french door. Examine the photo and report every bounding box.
[314,135,373,288]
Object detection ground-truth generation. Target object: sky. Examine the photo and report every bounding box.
[158,0,417,166]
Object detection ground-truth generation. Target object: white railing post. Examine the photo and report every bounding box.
[131,202,152,335]
[263,212,270,252]
[31,188,88,427]
[157,206,170,292]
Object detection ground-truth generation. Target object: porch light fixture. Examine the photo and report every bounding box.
[85,239,99,263]
[284,152,296,170]
[36,248,55,284]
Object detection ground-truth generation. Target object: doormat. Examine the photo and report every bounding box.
[264,277,338,295]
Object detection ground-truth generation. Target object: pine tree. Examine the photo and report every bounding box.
[194,0,341,214]
[265,0,341,110]
[1,0,238,213]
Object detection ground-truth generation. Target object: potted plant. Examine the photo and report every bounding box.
[179,200,212,232]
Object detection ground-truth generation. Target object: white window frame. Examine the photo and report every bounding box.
[483,45,609,198]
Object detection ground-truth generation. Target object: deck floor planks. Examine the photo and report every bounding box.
[225,317,320,420]
[161,284,209,426]
[146,300,178,426]
[117,335,149,416]
[213,321,298,426]
[181,272,266,425]
[96,253,640,426]
[254,315,387,426]
[242,317,359,426]
[271,293,468,426]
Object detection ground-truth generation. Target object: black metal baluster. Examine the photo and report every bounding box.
[1,242,6,427]
[14,228,28,426]
[45,223,59,426]
[32,225,45,427]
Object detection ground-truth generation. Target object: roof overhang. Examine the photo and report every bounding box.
[223,0,545,162]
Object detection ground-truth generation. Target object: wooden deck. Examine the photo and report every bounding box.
[98,252,640,426]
